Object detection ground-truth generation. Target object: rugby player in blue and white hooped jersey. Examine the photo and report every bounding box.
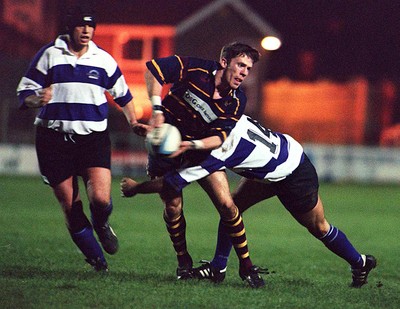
[17,6,147,272]
[121,115,377,288]
[144,43,265,287]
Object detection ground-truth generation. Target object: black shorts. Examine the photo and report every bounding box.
[273,154,319,214]
[35,126,111,186]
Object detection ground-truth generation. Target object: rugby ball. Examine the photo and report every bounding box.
[145,123,182,156]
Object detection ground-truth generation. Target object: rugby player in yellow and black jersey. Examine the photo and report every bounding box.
[143,42,267,287]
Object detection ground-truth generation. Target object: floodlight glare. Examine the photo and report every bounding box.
[261,36,281,51]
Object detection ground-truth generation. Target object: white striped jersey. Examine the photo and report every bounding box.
[164,115,304,192]
[17,35,133,135]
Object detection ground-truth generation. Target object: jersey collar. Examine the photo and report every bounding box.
[55,34,99,56]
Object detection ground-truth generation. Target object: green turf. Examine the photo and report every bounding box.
[1,175,399,308]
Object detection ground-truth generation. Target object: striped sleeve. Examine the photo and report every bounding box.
[17,43,53,109]
[146,55,186,85]
[106,67,133,107]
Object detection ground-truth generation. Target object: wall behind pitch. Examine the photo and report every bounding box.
[304,144,400,183]
[0,144,39,175]
[1,143,400,184]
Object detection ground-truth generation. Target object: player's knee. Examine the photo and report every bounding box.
[164,198,183,220]
[89,196,110,209]
[164,207,182,221]
[217,201,238,221]
[214,192,235,209]
[309,219,330,238]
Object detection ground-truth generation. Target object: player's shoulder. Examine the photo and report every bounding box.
[36,40,58,56]
[29,41,57,68]
[234,86,247,100]
[93,43,116,60]
[236,115,268,134]
[183,56,219,72]
[234,115,252,131]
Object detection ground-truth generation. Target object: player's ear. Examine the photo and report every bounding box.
[220,57,228,68]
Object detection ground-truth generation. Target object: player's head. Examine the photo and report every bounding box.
[220,42,260,65]
[65,6,96,36]
[219,42,260,90]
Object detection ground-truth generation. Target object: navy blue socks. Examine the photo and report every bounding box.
[319,225,363,268]
[68,200,106,262]
[211,220,232,270]
[71,226,106,262]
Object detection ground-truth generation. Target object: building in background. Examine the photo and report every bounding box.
[1,0,400,181]
[0,0,398,147]
[94,24,175,121]
[175,0,280,119]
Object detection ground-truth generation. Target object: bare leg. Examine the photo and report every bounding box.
[291,196,330,237]
[291,195,364,267]
[83,167,118,255]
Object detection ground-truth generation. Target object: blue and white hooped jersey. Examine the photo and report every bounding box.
[17,35,133,135]
[164,115,304,192]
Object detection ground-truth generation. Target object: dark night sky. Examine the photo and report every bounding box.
[93,0,400,81]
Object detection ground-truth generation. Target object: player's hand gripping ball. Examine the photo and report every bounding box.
[145,123,182,156]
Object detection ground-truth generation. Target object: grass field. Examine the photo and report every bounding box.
[1,175,399,309]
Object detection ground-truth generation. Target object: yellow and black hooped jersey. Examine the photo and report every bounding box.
[146,55,247,143]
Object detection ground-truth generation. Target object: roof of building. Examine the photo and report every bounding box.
[176,0,281,39]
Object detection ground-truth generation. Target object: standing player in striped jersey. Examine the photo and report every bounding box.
[121,115,377,288]
[144,43,264,286]
[17,6,147,271]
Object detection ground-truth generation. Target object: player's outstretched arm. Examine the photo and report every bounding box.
[120,177,164,197]
[121,100,150,137]
[145,69,165,129]
[168,135,222,158]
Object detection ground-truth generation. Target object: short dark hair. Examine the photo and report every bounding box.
[220,42,260,64]
[65,6,96,33]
